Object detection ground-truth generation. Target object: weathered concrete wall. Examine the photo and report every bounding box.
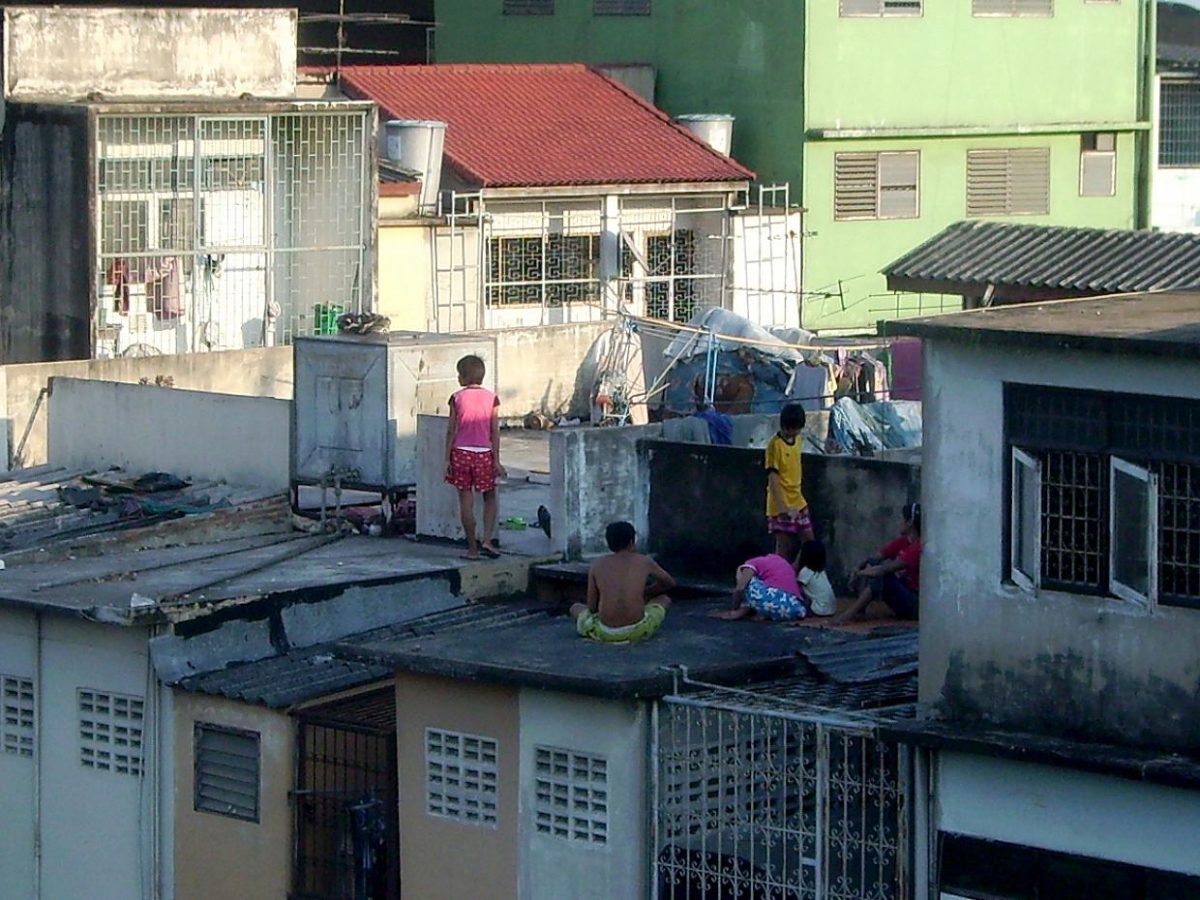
[4,8,297,100]
[3,346,294,469]
[0,104,91,365]
[644,440,920,584]
[922,339,1200,751]
[172,694,294,900]
[416,414,463,540]
[47,377,290,489]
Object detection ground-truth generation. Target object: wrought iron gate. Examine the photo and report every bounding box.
[293,691,398,900]
[653,689,912,900]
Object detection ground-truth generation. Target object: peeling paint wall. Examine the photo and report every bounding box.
[3,8,297,100]
[922,339,1200,751]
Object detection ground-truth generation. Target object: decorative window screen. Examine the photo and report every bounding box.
[973,0,1053,14]
[840,0,922,15]
[534,746,608,845]
[1080,133,1116,197]
[194,723,260,821]
[426,728,499,827]
[78,689,144,776]
[504,0,554,13]
[2,675,34,758]
[594,0,650,14]
[834,151,920,220]
[966,148,1050,216]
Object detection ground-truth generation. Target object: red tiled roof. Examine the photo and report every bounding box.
[338,64,754,189]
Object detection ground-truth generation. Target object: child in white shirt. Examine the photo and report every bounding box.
[796,540,836,617]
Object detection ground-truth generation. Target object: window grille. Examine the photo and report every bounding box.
[840,0,922,15]
[834,151,919,220]
[973,0,1053,15]
[78,689,144,776]
[1159,80,1200,167]
[594,0,650,14]
[487,234,600,307]
[504,0,554,13]
[425,728,499,828]
[966,147,1050,216]
[2,675,34,758]
[534,746,608,845]
[194,723,260,821]
[1005,384,1200,607]
[1080,133,1116,197]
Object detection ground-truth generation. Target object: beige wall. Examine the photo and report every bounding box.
[2,346,292,468]
[396,673,520,900]
[172,693,295,900]
[479,320,610,421]
[378,217,432,333]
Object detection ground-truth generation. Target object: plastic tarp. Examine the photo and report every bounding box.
[662,308,806,364]
[828,398,922,455]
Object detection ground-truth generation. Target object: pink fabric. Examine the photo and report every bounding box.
[743,554,801,595]
[451,386,498,449]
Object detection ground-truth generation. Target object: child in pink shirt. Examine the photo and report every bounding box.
[716,552,808,622]
[444,354,505,560]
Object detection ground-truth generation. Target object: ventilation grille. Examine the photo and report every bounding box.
[534,746,608,845]
[79,689,144,776]
[835,151,919,220]
[194,724,260,821]
[2,675,34,758]
[840,0,922,15]
[504,0,554,13]
[966,148,1050,216]
[426,728,499,828]
[595,0,650,14]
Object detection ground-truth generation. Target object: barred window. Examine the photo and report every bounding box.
[967,148,1050,216]
[973,0,1053,15]
[840,0,922,15]
[834,151,920,221]
[1005,384,1200,608]
[1160,80,1200,167]
[487,235,600,307]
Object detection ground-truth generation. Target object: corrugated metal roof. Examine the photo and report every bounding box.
[882,221,1200,296]
[338,64,754,188]
[801,632,919,685]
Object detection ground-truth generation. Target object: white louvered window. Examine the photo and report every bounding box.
[2,675,34,758]
[79,688,144,776]
[834,151,920,221]
[966,148,1050,216]
[504,0,554,13]
[840,0,922,16]
[973,0,1053,15]
[1080,133,1117,197]
[426,728,499,828]
[594,0,649,14]
[534,746,608,845]
[194,724,260,821]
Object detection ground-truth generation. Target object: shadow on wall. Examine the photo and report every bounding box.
[643,440,921,589]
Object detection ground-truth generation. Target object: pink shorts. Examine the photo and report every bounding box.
[767,508,812,534]
[446,448,496,493]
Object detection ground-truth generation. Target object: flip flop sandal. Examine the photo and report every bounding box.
[480,546,501,559]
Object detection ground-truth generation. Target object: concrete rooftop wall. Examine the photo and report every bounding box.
[3,7,297,100]
[47,376,290,489]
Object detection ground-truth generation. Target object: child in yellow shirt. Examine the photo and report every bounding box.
[765,403,815,561]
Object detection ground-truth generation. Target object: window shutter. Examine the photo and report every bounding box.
[1011,448,1041,591]
[1080,152,1116,197]
[840,0,882,14]
[834,153,879,220]
[878,151,920,218]
[974,0,1052,14]
[194,724,260,821]
[1013,0,1053,14]
[505,0,555,13]
[882,0,922,14]
[1109,457,1158,607]
[967,148,1049,216]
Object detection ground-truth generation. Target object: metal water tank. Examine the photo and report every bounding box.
[292,331,497,492]
[672,114,735,157]
[384,119,447,214]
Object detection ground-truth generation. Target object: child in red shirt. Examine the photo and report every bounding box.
[445,354,505,560]
[833,502,922,624]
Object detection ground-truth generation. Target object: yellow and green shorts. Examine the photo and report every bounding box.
[575,604,667,644]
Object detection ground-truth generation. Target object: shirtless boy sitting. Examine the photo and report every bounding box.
[570,521,675,643]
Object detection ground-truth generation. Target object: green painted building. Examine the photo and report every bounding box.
[435,0,1155,333]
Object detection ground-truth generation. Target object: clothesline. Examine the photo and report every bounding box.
[612,308,897,353]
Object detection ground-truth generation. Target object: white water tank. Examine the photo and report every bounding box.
[384,119,447,214]
[673,113,735,156]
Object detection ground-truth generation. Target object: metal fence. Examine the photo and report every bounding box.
[653,685,912,900]
[95,110,369,357]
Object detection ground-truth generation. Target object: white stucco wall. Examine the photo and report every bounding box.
[921,339,1200,748]
[517,690,650,900]
[1151,167,1200,233]
[936,751,1200,875]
